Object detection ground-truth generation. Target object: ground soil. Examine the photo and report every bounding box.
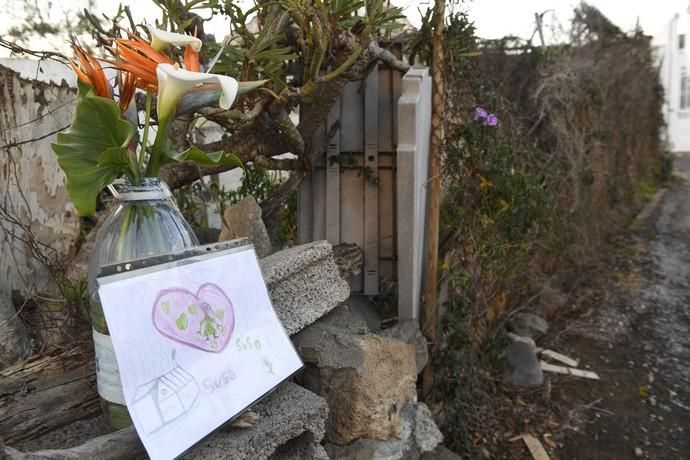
[536,156,690,459]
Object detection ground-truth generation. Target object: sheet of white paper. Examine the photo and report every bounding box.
[98,247,303,460]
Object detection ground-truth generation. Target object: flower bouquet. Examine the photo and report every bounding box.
[52,28,262,428]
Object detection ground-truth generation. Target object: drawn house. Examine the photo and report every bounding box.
[130,362,200,434]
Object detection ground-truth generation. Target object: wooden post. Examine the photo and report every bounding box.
[422,0,445,397]
[534,12,546,51]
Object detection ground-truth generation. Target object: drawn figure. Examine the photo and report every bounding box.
[152,283,235,352]
[130,350,199,434]
[198,303,221,340]
[262,356,275,375]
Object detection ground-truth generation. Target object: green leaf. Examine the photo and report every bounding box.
[163,145,244,169]
[51,88,134,216]
[98,146,136,175]
[238,79,270,96]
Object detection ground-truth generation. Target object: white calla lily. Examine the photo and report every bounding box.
[150,28,202,52]
[156,63,239,121]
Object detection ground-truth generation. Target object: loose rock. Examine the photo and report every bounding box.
[507,312,549,339]
[325,402,442,460]
[219,196,272,258]
[506,331,536,348]
[294,307,417,444]
[534,282,568,317]
[503,342,544,387]
[420,445,462,460]
[380,320,429,374]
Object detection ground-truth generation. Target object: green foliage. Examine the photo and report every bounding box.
[51,82,135,216]
[427,11,568,456]
[442,117,561,279]
[176,163,298,245]
[51,81,244,216]
[162,145,243,169]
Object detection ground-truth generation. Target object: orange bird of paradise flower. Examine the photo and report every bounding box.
[107,32,174,92]
[68,43,111,99]
[183,43,200,72]
[118,71,137,113]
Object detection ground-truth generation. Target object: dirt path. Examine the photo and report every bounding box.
[555,156,690,459]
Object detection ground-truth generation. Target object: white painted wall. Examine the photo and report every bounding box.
[658,8,690,152]
[0,59,81,294]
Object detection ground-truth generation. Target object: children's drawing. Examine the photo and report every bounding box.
[130,350,199,434]
[97,247,305,460]
[152,283,235,352]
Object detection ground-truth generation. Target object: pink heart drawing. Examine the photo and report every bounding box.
[152,283,235,353]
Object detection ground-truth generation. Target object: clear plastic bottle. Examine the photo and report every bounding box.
[87,178,198,428]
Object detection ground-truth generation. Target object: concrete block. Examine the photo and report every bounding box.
[260,240,350,336]
[14,382,328,460]
[186,382,328,459]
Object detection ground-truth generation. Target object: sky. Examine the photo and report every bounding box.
[0,0,685,57]
[454,0,681,43]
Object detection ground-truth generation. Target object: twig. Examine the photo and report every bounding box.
[0,125,70,150]
[0,38,66,62]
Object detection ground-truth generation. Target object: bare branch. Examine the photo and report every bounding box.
[0,38,66,62]
[368,41,410,73]
[0,125,69,150]
[268,104,304,155]
[254,155,299,170]
[198,96,270,128]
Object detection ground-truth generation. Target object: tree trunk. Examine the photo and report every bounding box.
[0,342,98,445]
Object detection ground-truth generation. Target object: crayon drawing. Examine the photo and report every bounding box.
[152,283,235,352]
[130,350,200,434]
[97,247,303,460]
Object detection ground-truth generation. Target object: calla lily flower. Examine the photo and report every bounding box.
[150,28,202,53]
[156,63,239,122]
[147,63,239,176]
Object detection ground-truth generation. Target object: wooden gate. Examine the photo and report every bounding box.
[298,65,431,319]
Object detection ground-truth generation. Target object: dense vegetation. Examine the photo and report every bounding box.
[427,5,669,456]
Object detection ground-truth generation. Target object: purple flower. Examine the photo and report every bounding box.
[474,106,488,121]
[484,114,499,127]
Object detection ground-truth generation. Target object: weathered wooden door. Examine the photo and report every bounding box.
[298,64,402,295]
[299,65,431,320]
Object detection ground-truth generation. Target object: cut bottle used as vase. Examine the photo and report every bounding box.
[87,178,198,429]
